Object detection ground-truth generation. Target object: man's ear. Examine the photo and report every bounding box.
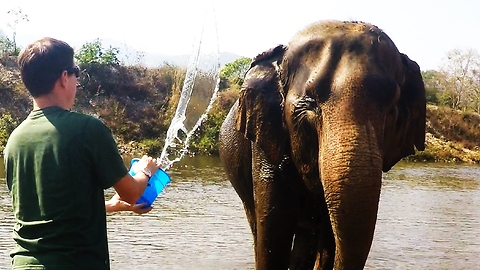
[58,71,69,88]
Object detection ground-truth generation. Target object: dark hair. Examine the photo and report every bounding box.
[17,37,75,97]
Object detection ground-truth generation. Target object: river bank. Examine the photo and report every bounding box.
[415,132,480,163]
[114,103,480,164]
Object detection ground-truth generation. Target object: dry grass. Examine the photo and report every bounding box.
[215,86,240,111]
[426,105,480,149]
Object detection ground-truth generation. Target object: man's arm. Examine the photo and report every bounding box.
[105,193,152,214]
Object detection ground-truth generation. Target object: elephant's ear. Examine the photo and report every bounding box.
[382,53,426,171]
[236,45,287,165]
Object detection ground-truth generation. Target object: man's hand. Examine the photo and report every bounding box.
[131,155,161,178]
[106,193,152,214]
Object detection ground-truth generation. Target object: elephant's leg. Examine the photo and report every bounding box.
[242,200,257,245]
[314,217,335,270]
[289,225,318,270]
[252,144,296,270]
[289,193,330,270]
[289,201,335,270]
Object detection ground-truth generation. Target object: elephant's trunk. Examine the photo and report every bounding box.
[320,117,383,269]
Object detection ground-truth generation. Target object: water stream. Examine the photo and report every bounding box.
[159,3,220,170]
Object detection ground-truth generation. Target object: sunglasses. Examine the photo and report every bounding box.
[65,65,80,78]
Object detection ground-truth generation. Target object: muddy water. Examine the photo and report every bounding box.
[1,156,479,269]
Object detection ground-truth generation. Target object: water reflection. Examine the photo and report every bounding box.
[1,157,479,269]
[385,162,480,190]
[372,162,480,269]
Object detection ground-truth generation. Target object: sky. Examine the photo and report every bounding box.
[0,0,478,70]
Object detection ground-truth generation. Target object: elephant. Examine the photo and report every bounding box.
[218,20,426,270]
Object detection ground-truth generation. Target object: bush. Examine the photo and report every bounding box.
[138,138,164,156]
[215,87,240,112]
[75,39,120,66]
[189,104,228,155]
[0,113,18,152]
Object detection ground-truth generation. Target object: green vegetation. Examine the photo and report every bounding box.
[0,113,17,153]
[0,37,479,163]
[0,36,17,57]
[219,57,251,87]
[75,39,120,65]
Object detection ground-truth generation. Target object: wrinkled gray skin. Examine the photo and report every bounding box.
[219,20,426,270]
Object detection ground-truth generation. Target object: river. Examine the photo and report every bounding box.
[0,156,479,269]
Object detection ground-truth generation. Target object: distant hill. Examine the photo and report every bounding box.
[141,51,244,68]
[68,38,246,69]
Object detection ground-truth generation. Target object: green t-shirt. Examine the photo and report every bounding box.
[4,106,128,270]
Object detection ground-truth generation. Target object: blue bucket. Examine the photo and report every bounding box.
[128,158,171,208]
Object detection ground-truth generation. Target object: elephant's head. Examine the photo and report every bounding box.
[237,21,425,177]
[235,20,426,268]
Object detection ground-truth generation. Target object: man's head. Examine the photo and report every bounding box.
[18,37,78,98]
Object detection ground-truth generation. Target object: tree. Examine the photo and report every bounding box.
[0,35,16,57]
[219,57,251,88]
[6,8,29,55]
[422,70,446,105]
[439,48,480,112]
[75,39,120,65]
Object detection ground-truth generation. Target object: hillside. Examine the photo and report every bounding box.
[72,38,244,68]
[142,51,244,68]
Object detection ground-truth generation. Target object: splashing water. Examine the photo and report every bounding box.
[158,4,220,170]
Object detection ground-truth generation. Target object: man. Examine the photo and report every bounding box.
[4,37,161,269]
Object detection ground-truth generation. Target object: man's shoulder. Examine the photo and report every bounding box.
[64,111,106,129]
[65,110,98,121]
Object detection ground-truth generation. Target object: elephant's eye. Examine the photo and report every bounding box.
[293,96,318,115]
[292,96,319,126]
[301,96,317,111]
